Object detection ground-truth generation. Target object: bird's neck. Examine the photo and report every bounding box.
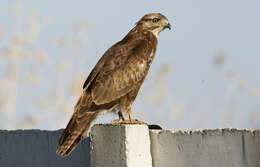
[150,28,163,37]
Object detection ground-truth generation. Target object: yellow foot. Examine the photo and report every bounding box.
[118,120,148,125]
[111,119,124,124]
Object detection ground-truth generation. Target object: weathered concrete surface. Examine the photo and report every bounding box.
[0,129,90,167]
[150,129,260,167]
[1,126,260,167]
[90,124,152,167]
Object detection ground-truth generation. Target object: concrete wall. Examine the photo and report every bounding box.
[150,129,260,167]
[0,129,91,167]
[0,126,260,167]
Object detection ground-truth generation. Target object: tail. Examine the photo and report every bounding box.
[56,94,99,157]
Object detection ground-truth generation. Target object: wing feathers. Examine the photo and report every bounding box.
[56,92,99,157]
[91,40,153,105]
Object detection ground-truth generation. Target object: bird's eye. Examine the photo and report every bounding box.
[152,18,160,23]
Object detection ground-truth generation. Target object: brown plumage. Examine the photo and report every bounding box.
[56,13,171,156]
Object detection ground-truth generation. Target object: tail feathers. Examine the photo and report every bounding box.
[56,112,98,157]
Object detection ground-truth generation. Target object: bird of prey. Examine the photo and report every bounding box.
[56,13,171,156]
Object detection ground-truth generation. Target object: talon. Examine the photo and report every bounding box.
[112,119,147,125]
[112,119,124,124]
[130,120,148,125]
[120,119,148,125]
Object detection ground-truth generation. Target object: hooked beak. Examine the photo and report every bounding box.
[164,23,171,30]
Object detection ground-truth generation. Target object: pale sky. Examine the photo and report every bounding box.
[0,0,260,129]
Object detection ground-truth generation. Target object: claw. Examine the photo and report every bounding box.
[111,118,124,124]
[130,119,148,125]
[113,119,147,125]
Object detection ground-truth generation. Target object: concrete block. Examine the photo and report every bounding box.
[1,126,260,167]
[0,129,91,167]
[150,129,260,167]
[90,124,152,167]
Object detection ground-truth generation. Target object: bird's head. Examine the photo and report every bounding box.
[136,13,171,37]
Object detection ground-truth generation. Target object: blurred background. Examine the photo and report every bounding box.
[0,0,260,130]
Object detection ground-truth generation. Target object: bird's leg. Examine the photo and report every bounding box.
[112,109,125,124]
[128,109,135,122]
[127,108,147,125]
[114,98,147,124]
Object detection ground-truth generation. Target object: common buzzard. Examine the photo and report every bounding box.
[56,13,171,156]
